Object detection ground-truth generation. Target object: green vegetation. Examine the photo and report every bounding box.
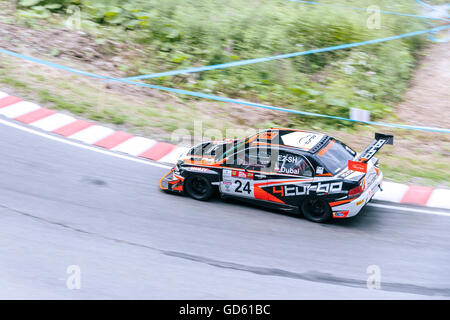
[2,0,448,187]
[13,0,433,129]
[0,56,274,140]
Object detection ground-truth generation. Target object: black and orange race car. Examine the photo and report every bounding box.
[159,128,393,223]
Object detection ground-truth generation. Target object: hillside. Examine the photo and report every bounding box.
[0,0,449,186]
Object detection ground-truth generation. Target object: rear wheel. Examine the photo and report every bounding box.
[184,175,214,201]
[301,198,332,223]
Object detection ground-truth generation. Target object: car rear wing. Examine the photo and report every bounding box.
[348,133,393,173]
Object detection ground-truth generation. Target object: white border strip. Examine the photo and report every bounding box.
[0,101,41,118]
[31,113,77,132]
[0,117,171,170]
[368,203,450,217]
[426,189,450,210]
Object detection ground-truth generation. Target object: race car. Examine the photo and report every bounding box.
[159,128,393,223]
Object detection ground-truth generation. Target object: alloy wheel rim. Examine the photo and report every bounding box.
[191,177,208,195]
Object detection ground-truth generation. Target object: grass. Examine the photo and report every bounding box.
[0,55,278,141]
[9,0,434,130]
[380,155,450,187]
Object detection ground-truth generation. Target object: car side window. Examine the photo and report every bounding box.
[271,150,313,177]
[225,147,271,170]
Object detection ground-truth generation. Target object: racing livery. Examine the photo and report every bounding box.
[159,128,393,223]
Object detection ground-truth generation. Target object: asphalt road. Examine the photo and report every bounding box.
[1,120,449,299]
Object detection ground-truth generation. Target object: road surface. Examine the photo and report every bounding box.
[0,120,449,299]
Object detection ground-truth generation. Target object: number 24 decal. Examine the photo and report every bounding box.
[235,180,251,194]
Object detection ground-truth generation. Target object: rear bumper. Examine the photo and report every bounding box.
[332,171,383,218]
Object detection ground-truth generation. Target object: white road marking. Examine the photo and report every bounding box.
[31,113,76,132]
[372,181,409,202]
[0,91,9,99]
[0,101,41,118]
[426,189,450,210]
[68,125,115,144]
[367,203,450,217]
[112,136,157,156]
[0,117,171,169]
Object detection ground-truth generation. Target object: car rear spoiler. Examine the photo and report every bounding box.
[348,133,393,173]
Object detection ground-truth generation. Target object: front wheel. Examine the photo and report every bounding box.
[301,198,332,223]
[184,175,214,201]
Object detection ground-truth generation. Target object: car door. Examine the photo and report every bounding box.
[258,149,315,205]
[219,147,269,200]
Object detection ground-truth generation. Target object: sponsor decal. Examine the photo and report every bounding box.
[271,182,343,197]
[333,210,349,218]
[272,186,285,197]
[348,160,367,173]
[232,170,254,179]
[281,132,324,149]
[316,166,324,175]
[318,140,334,156]
[279,167,301,175]
[298,134,319,146]
[277,154,309,175]
[189,167,210,173]
[316,182,343,193]
[204,158,216,164]
[339,170,353,179]
[356,199,364,206]
[362,139,386,160]
[223,169,232,177]
[365,172,377,187]
[258,131,278,140]
[278,154,299,163]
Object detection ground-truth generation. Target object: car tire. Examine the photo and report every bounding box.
[184,175,214,201]
[301,198,332,223]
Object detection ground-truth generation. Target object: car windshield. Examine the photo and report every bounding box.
[318,140,356,173]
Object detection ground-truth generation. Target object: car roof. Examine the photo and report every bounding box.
[248,128,333,154]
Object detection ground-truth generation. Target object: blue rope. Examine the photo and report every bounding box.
[1,24,450,133]
[415,0,450,18]
[122,25,450,81]
[415,0,450,42]
[289,0,450,21]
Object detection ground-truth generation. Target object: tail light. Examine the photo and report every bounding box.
[348,179,364,198]
[348,185,363,198]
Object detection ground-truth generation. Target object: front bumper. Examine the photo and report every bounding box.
[332,171,383,218]
[159,169,184,193]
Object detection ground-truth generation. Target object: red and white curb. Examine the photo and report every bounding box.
[372,182,450,210]
[1,91,449,210]
[0,91,189,165]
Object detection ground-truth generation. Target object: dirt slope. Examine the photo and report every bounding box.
[396,40,450,129]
